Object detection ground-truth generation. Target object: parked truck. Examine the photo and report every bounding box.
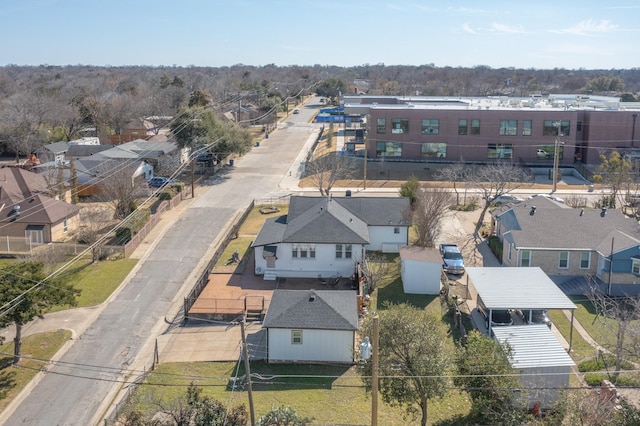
[439,243,465,275]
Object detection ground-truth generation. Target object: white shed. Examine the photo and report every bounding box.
[399,245,443,295]
[262,289,358,363]
[492,325,575,409]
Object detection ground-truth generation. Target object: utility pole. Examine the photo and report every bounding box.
[371,314,379,426]
[240,318,256,426]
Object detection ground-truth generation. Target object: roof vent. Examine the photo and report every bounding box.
[309,294,316,302]
[530,206,537,215]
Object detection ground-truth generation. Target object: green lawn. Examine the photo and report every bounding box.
[54,257,138,308]
[213,237,254,271]
[547,309,595,363]
[0,330,71,413]
[238,204,289,236]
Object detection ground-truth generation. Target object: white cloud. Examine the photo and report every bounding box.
[490,22,526,34]
[462,23,476,34]
[550,19,618,36]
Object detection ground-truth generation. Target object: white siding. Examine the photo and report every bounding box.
[256,243,364,278]
[267,328,355,363]
[367,226,408,252]
[401,259,442,294]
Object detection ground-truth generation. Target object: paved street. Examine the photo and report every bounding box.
[1,100,323,426]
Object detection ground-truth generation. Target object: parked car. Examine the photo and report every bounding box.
[521,309,552,328]
[488,194,524,205]
[148,177,175,188]
[537,148,551,159]
[478,298,514,328]
[293,109,300,114]
[439,243,465,275]
[528,193,565,203]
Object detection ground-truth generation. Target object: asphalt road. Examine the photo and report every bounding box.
[2,100,322,426]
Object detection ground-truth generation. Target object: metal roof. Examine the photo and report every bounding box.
[492,325,575,369]
[467,267,576,310]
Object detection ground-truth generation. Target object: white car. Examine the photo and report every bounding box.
[488,194,524,205]
[528,194,565,203]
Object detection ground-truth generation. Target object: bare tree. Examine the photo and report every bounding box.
[471,162,531,239]
[77,205,114,263]
[412,188,452,247]
[95,161,147,220]
[588,286,640,379]
[436,160,469,206]
[361,252,396,294]
[305,151,355,196]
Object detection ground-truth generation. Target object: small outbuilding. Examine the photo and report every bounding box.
[262,289,358,363]
[492,325,575,409]
[399,245,443,294]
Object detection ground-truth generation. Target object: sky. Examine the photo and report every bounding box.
[1,0,639,70]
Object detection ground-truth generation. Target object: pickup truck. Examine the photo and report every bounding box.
[439,243,465,275]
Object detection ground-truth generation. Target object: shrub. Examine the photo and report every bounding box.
[584,372,640,387]
[487,235,502,263]
[579,355,634,372]
[157,192,172,201]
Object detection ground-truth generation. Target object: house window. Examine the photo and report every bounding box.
[300,244,308,258]
[391,119,409,134]
[376,118,386,134]
[471,119,480,135]
[394,227,400,234]
[421,119,439,135]
[376,142,402,157]
[345,244,352,259]
[559,251,569,269]
[508,244,513,262]
[632,258,640,275]
[63,218,68,233]
[520,250,531,267]
[499,120,517,136]
[292,245,298,258]
[421,143,446,158]
[309,245,316,259]
[458,119,468,135]
[336,244,343,259]
[543,120,570,136]
[577,121,582,132]
[488,144,513,159]
[580,252,590,269]
[522,120,532,136]
[291,330,303,344]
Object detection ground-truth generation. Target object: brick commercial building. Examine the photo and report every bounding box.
[343,94,640,166]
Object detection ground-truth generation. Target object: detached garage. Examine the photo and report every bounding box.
[492,325,575,409]
[400,246,443,295]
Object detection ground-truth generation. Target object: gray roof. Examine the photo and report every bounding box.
[493,200,640,253]
[263,289,359,330]
[467,267,576,310]
[252,215,287,247]
[288,196,411,227]
[66,144,113,157]
[41,141,70,154]
[399,245,442,263]
[492,325,575,369]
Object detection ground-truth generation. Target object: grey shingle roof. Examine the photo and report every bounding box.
[252,215,287,247]
[288,196,411,226]
[494,201,640,252]
[262,289,358,330]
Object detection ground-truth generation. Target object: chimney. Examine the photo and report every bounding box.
[530,206,537,215]
[601,208,607,217]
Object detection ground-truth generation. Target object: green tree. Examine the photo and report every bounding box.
[455,330,524,425]
[399,175,420,207]
[315,78,347,102]
[358,303,453,426]
[593,151,633,208]
[0,261,79,364]
[188,90,210,108]
[257,405,313,425]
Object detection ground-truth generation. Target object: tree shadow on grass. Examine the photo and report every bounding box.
[229,362,352,391]
[0,355,17,400]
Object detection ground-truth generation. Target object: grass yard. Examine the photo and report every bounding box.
[213,237,254,272]
[120,362,471,425]
[547,309,596,363]
[54,257,138,308]
[0,330,71,413]
[238,204,289,236]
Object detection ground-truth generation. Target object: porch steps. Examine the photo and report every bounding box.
[263,270,277,281]
[245,310,264,323]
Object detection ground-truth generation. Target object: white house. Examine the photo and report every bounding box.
[492,325,575,409]
[252,196,411,280]
[399,246,443,294]
[262,289,358,363]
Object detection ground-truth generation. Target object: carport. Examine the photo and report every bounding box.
[466,267,577,351]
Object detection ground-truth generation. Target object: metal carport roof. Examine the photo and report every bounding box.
[466,267,576,311]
